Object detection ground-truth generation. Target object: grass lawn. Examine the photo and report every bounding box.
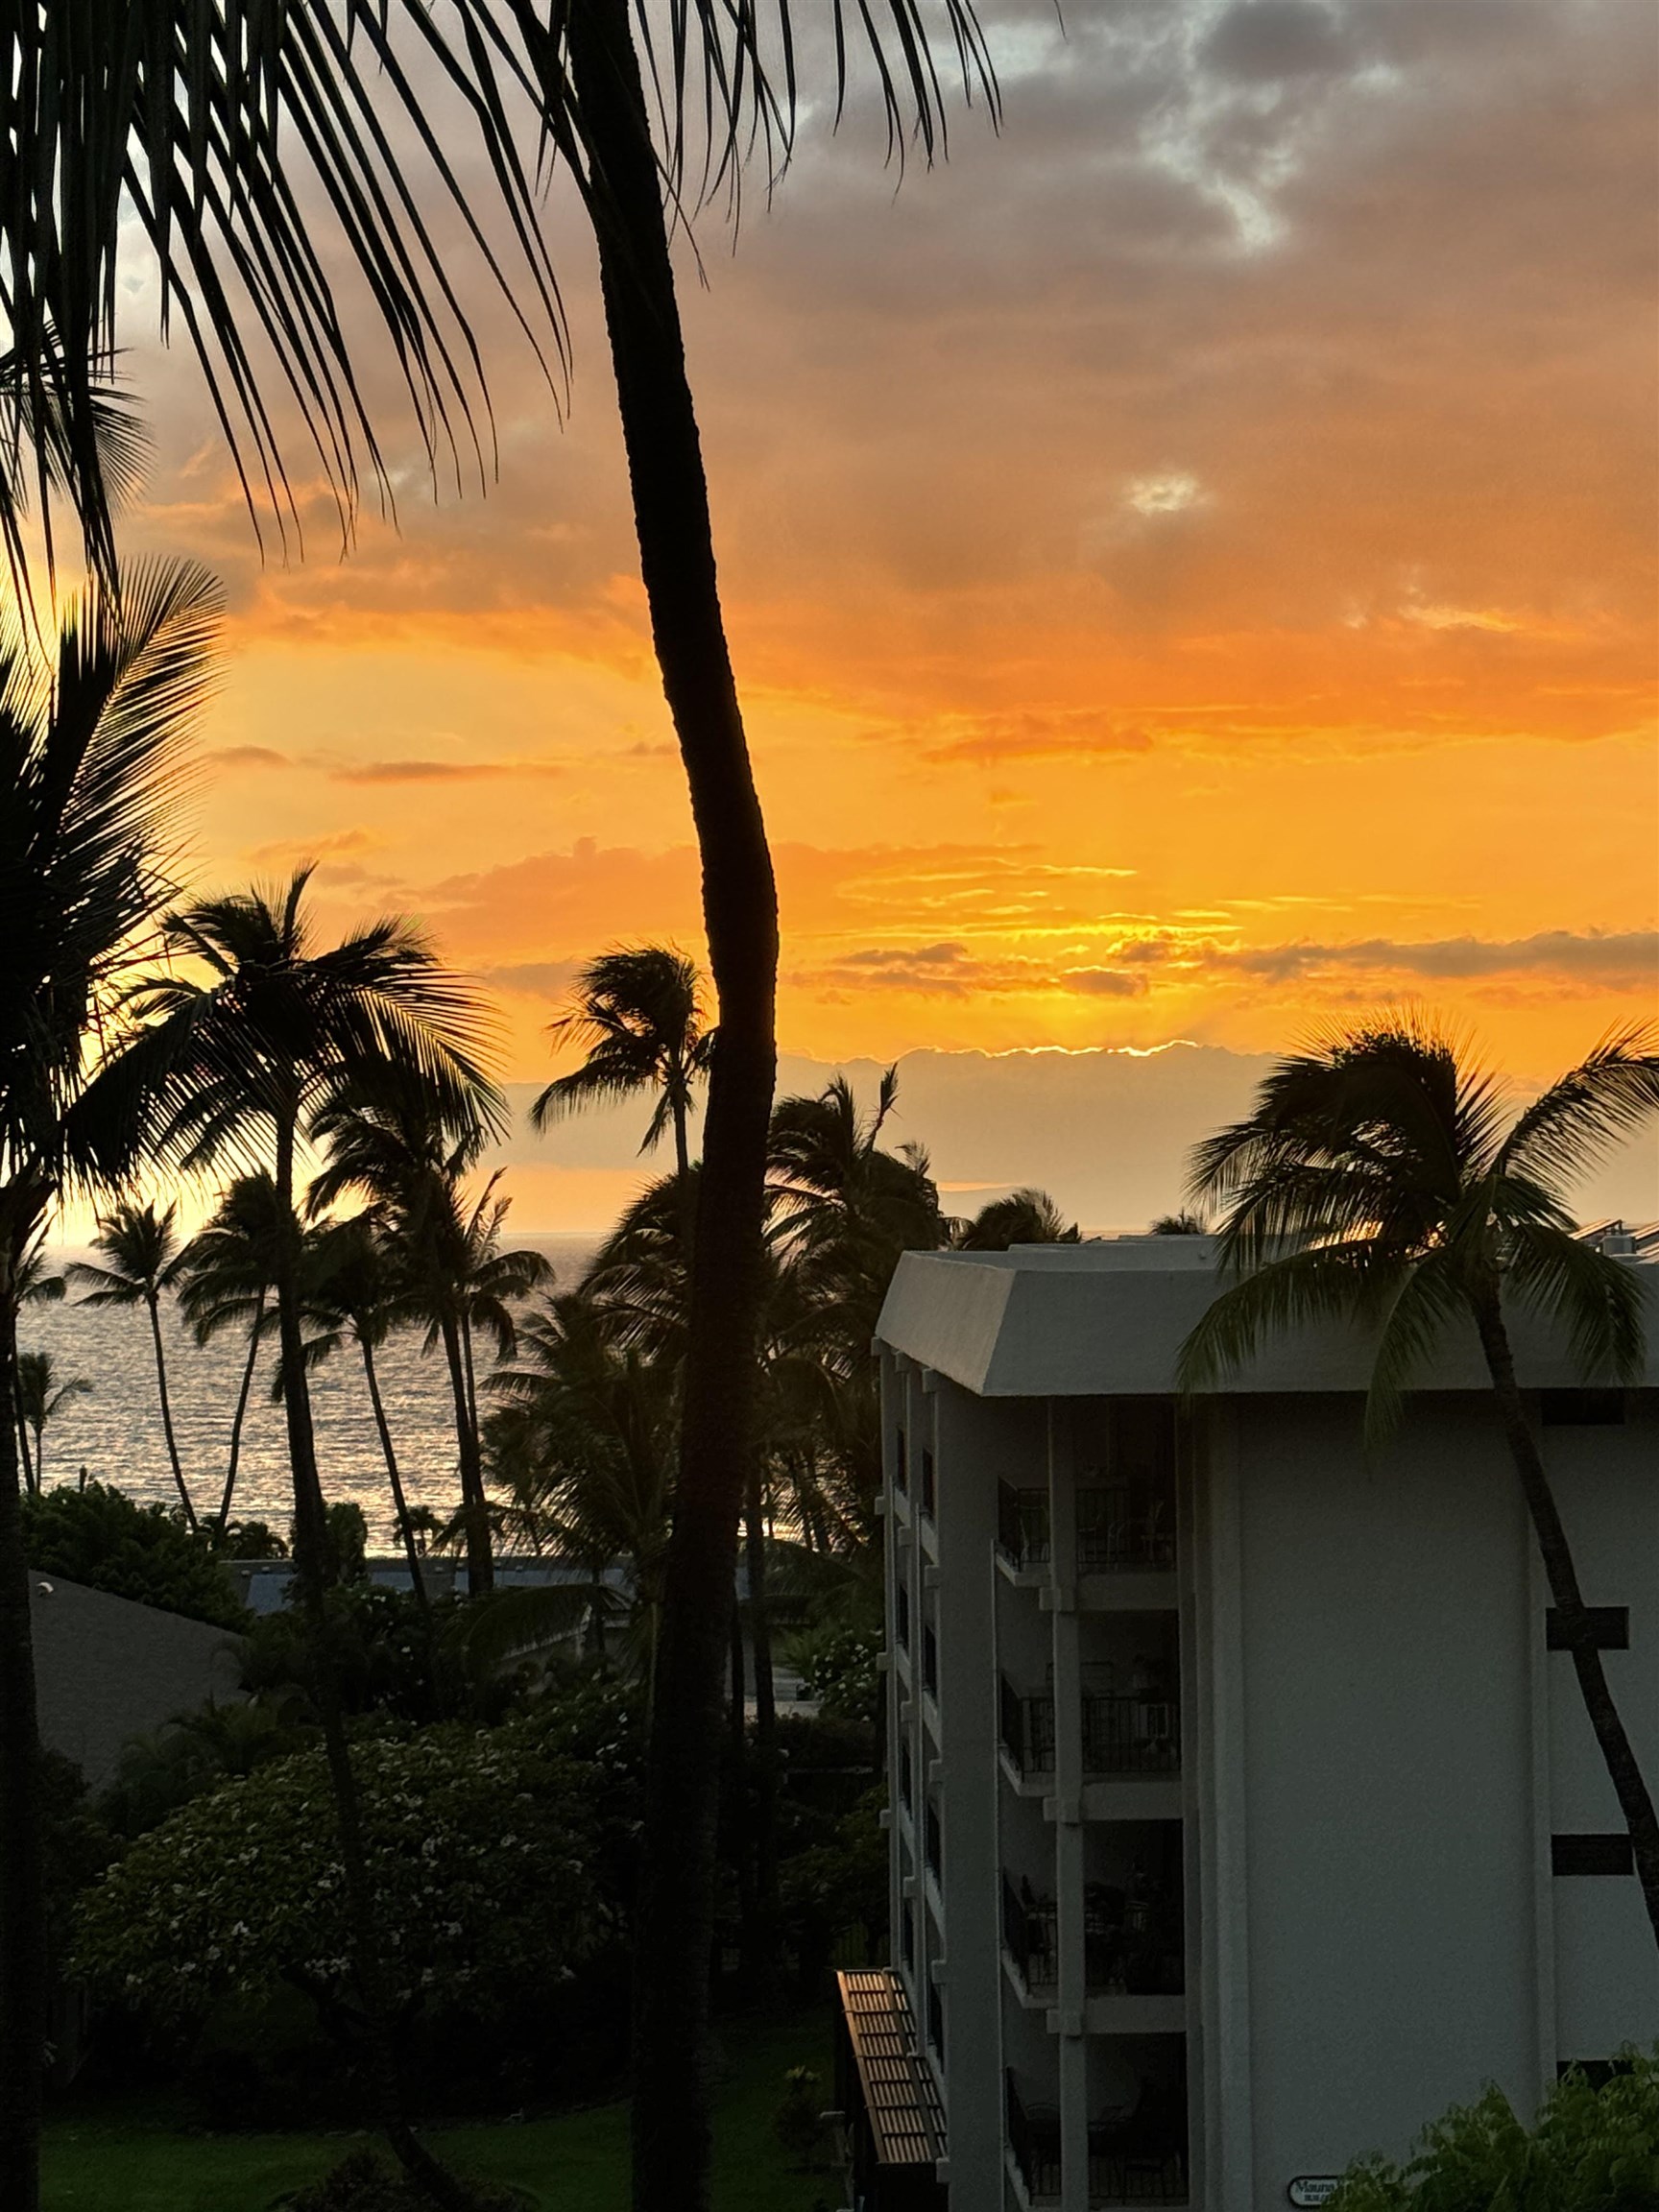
[43,2010,838,2212]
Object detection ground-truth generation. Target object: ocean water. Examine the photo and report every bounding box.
[19,1237,597,1545]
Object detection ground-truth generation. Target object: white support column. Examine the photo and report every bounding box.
[932,1376,1005,2212]
[1048,1401,1091,2211]
[880,1350,909,1984]
[1193,1401,1254,2212]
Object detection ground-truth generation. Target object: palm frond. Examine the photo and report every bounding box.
[1496,1023,1659,1195]
[1361,1253,1469,1446]
[1504,1221,1648,1383]
[1175,1241,1391,1393]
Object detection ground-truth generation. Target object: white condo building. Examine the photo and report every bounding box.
[833,1233,1659,2212]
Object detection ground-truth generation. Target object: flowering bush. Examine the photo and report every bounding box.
[74,1724,608,2027]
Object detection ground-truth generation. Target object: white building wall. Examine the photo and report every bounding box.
[1228,1391,1545,2193]
[1545,1394,1659,2061]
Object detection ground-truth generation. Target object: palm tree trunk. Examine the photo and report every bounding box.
[567,8,780,2202]
[359,1335,429,1612]
[0,1278,45,2212]
[744,1475,780,1971]
[272,1131,469,2209]
[12,1387,36,1497]
[1474,1288,1659,1944]
[439,1308,493,1595]
[145,1289,197,1529]
[217,1292,265,1532]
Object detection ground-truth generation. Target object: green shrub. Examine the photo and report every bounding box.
[1329,2049,1659,2210]
[287,2148,517,2210]
[774,2065,826,2169]
[23,1480,248,1628]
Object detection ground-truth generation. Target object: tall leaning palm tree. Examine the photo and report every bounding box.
[68,1199,196,1526]
[1178,1016,1659,1943]
[2,13,996,2199]
[177,1174,285,1533]
[534,947,711,1184]
[0,559,220,2209]
[126,869,499,2206]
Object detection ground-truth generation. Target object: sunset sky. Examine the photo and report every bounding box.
[111,0,1656,1228]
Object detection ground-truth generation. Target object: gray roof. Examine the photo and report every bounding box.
[29,1574,245,1789]
[875,1236,1659,1399]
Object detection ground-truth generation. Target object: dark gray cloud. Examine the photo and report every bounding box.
[331,757,563,784]
[204,744,289,769]
[1227,928,1659,985]
[1200,1,1351,83]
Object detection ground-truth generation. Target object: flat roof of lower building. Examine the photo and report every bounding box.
[875,1237,1659,1399]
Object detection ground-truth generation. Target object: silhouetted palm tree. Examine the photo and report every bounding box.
[13,1354,90,1492]
[305,1212,431,1609]
[534,947,712,1184]
[69,1199,196,1527]
[955,1187,1080,1250]
[0,559,219,2205]
[126,869,498,2205]
[1149,1209,1209,1236]
[309,1079,547,1595]
[1179,1015,1659,1943]
[177,1175,284,1533]
[482,1289,678,1676]
[11,1238,64,1496]
[4,12,996,2192]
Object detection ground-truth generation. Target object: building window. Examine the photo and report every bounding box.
[896,1584,910,1650]
[901,1904,915,1968]
[925,1799,942,1881]
[1557,2057,1635,2088]
[1541,1389,1626,1427]
[923,1623,939,1700]
[1546,1605,1628,1651]
[900,1740,913,1810]
[921,1447,936,1519]
[895,1427,908,1492]
[926,1981,945,2060]
[1552,1833,1634,1877]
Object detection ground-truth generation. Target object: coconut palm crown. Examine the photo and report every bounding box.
[532,946,712,1181]
[68,1197,196,1526]
[1177,1013,1659,1940]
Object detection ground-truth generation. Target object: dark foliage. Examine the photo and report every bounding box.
[287,2148,517,2212]
[21,1482,247,1629]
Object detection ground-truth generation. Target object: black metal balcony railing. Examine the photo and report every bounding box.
[1006,2074,1062,2200]
[1000,1873,1058,1990]
[999,1677,1180,1778]
[1077,1482,1176,1572]
[1089,2077,1190,2205]
[998,1482,1051,1568]
[997,1481,1176,1573]
[1008,2073,1190,2206]
[999,1676,1057,1775]
[1083,1693,1180,1775]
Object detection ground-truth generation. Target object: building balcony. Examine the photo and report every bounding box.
[997,1482,1177,1575]
[1001,1872,1184,2006]
[999,1677,1181,1781]
[1006,2072,1189,2206]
